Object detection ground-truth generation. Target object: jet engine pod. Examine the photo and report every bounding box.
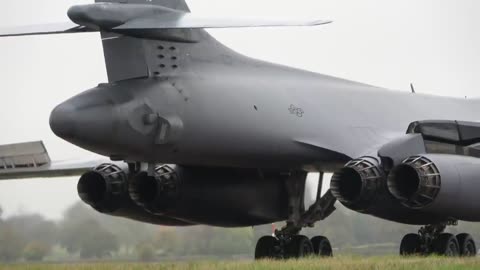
[129,164,179,212]
[129,165,289,227]
[387,155,441,209]
[77,163,194,226]
[77,163,128,213]
[388,154,480,221]
[331,157,385,211]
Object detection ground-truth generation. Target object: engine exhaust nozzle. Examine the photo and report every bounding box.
[129,164,179,214]
[387,156,441,209]
[331,157,384,211]
[77,163,128,213]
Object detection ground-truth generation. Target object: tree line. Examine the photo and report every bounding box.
[1,202,480,262]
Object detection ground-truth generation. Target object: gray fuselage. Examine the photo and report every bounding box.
[49,36,479,172]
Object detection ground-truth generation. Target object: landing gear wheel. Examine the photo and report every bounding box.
[285,235,313,259]
[400,233,422,256]
[311,236,333,257]
[255,236,279,259]
[433,233,459,256]
[457,233,477,257]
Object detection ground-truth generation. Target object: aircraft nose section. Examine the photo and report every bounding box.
[49,102,76,140]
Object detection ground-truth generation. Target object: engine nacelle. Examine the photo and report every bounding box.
[78,163,128,213]
[331,157,385,211]
[388,154,480,221]
[330,157,445,225]
[129,165,289,227]
[77,163,193,226]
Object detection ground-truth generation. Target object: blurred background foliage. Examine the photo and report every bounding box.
[1,202,480,262]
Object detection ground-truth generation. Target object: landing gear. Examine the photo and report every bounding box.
[285,235,314,259]
[457,233,477,256]
[400,221,477,257]
[400,233,422,255]
[254,171,337,260]
[254,234,331,260]
[433,233,459,256]
[311,235,333,257]
[255,236,280,259]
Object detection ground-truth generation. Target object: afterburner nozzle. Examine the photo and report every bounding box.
[331,157,385,211]
[387,156,441,209]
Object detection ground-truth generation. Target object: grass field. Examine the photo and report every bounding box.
[2,256,480,270]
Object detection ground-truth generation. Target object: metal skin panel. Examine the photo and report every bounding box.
[100,33,149,82]
[353,196,445,225]
[378,134,427,168]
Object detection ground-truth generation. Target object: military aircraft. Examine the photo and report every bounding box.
[0,0,479,259]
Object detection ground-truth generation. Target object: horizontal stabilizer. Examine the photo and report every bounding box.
[114,14,332,30]
[0,3,331,39]
[0,141,107,180]
[0,22,92,37]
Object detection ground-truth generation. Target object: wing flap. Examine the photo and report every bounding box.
[0,159,103,180]
[0,141,50,170]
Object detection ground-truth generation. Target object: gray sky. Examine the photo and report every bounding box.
[0,0,479,220]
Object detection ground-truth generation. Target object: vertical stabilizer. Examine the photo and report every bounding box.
[95,0,192,82]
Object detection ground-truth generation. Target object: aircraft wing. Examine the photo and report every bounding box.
[0,141,105,180]
[0,22,92,37]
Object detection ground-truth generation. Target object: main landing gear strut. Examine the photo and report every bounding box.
[400,220,477,256]
[255,172,337,259]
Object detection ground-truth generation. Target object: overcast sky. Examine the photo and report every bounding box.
[0,0,479,220]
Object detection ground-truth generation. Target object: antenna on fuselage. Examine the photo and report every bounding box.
[410,83,416,94]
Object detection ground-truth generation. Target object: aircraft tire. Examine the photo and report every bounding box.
[433,233,459,256]
[285,235,313,259]
[457,233,477,257]
[255,236,279,260]
[400,233,422,256]
[311,236,333,257]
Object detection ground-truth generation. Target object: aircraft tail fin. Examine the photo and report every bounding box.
[94,0,190,82]
[92,1,330,82]
[0,0,330,82]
